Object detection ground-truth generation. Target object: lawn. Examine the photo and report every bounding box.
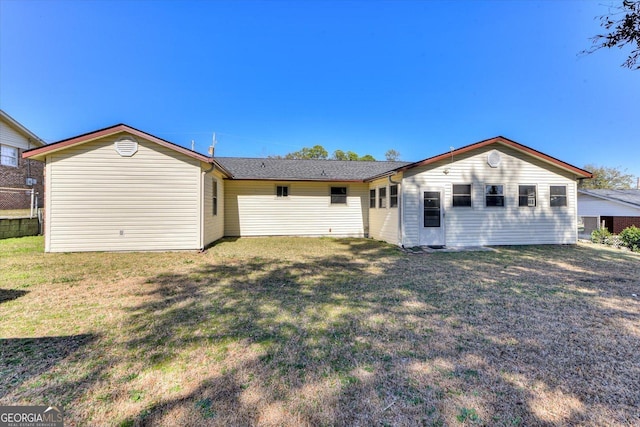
[1,236,639,426]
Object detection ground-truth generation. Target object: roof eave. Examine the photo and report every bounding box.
[397,136,592,179]
[227,177,366,182]
[22,123,213,164]
[0,110,46,146]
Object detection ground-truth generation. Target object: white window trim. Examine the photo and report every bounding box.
[549,184,568,208]
[330,185,348,205]
[485,183,505,208]
[378,186,387,209]
[452,183,473,208]
[389,184,399,208]
[212,178,218,216]
[518,184,538,208]
[276,184,290,198]
[1,145,19,167]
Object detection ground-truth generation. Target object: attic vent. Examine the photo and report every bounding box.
[487,150,501,168]
[115,137,138,157]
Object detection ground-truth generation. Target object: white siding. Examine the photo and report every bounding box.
[577,193,640,217]
[224,180,368,237]
[0,118,35,150]
[203,169,226,246]
[402,145,580,247]
[46,134,202,252]
[368,176,402,244]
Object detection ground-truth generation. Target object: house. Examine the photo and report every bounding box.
[577,189,640,237]
[0,110,45,210]
[23,124,592,252]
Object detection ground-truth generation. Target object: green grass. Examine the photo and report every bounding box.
[1,236,639,426]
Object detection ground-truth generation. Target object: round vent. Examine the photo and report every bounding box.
[115,136,138,157]
[487,150,501,168]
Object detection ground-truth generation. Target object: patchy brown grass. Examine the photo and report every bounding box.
[1,236,639,426]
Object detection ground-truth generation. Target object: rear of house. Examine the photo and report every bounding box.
[25,127,591,252]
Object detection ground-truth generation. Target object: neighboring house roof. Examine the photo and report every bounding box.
[0,109,46,146]
[22,123,233,177]
[368,135,592,180]
[215,157,411,181]
[578,189,640,209]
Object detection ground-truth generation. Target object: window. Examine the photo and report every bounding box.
[378,186,387,208]
[369,189,376,208]
[212,179,218,215]
[518,185,536,207]
[550,185,567,207]
[453,184,471,207]
[1,145,18,167]
[277,185,289,197]
[390,185,398,208]
[485,185,504,207]
[331,186,347,204]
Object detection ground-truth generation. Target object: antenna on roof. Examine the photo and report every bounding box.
[209,132,217,157]
[191,140,195,151]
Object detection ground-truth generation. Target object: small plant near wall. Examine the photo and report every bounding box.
[591,226,640,251]
[620,225,640,252]
[591,228,624,248]
[591,228,612,244]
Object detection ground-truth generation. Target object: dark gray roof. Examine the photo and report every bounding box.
[579,189,640,208]
[215,157,410,181]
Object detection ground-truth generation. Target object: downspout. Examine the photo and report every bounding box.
[200,161,216,251]
[388,173,403,247]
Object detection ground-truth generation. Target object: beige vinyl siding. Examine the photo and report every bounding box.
[224,180,368,237]
[578,193,640,217]
[45,134,202,252]
[402,145,579,247]
[0,119,33,150]
[203,169,225,246]
[368,176,402,244]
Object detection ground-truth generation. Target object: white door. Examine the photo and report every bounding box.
[419,188,445,247]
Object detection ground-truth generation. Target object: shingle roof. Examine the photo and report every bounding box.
[579,189,640,208]
[215,157,410,181]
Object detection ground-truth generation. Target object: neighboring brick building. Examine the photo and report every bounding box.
[578,189,640,236]
[0,110,45,210]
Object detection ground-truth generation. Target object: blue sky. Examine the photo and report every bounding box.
[1,0,638,178]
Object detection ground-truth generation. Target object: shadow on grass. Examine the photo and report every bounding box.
[0,289,28,304]
[0,334,97,400]
[3,240,638,425]
[117,243,639,425]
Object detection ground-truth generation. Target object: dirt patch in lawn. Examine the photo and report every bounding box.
[1,236,639,426]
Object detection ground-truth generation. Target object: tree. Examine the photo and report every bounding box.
[583,0,640,69]
[579,164,635,189]
[276,145,376,161]
[284,145,328,160]
[385,149,401,161]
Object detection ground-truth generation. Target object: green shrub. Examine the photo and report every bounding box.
[619,225,640,252]
[591,228,611,244]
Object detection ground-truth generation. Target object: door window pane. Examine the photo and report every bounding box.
[423,191,441,227]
